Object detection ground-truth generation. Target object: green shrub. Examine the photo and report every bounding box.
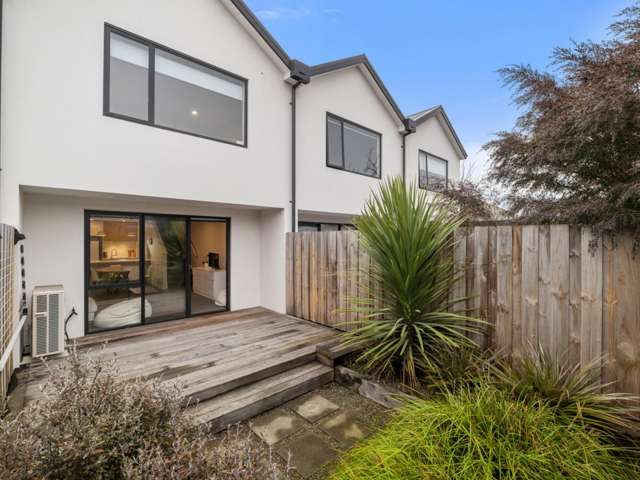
[493,346,640,438]
[341,177,482,386]
[421,345,492,394]
[330,385,639,480]
[0,349,289,480]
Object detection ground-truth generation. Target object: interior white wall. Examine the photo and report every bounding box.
[405,115,463,187]
[21,192,281,338]
[296,67,404,217]
[191,222,227,268]
[0,0,292,228]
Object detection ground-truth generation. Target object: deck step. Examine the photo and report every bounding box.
[187,362,334,432]
[179,346,318,403]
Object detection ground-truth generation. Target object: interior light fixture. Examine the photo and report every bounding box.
[191,109,198,116]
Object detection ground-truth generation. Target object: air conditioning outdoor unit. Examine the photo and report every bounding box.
[32,285,65,358]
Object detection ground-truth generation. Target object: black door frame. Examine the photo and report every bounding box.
[188,217,232,317]
[84,209,231,335]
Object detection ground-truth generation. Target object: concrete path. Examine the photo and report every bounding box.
[249,383,390,479]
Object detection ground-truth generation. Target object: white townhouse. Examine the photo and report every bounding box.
[0,0,467,347]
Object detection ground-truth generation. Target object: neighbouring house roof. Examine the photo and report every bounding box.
[409,105,468,159]
[226,0,465,151]
[307,54,405,125]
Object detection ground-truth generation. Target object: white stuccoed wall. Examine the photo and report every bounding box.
[295,67,405,217]
[0,0,292,228]
[0,0,467,342]
[22,192,281,338]
[405,115,463,187]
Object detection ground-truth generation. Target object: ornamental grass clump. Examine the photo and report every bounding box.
[493,346,640,439]
[0,348,289,480]
[330,384,640,480]
[341,177,483,386]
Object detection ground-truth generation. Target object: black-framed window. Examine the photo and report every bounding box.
[298,222,356,232]
[326,113,381,178]
[419,150,448,190]
[104,25,248,147]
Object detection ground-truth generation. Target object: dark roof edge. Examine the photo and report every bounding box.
[227,0,291,67]
[308,55,405,125]
[411,105,468,159]
[228,0,466,154]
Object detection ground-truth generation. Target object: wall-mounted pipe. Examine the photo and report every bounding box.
[402,118,417,183]
[290,82,301,232]
[288,60,310,232]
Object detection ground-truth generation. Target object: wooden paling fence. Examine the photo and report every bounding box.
[286,225,640,394]
[0,224,18,402]
[286,231,367,332]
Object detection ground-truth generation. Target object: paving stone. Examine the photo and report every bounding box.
[276,431,337,479]
[250,408,307,445]
[319,410,371,448]
[289,393,340,421]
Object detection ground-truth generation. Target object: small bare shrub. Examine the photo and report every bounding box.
[0,347,289,480]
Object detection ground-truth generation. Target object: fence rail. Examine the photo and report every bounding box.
[286,226,640,395]
[0,224,18,402]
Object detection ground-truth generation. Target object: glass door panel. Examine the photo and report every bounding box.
[87,214,143,333]
[189,218,228,316]
[144,215,187,323]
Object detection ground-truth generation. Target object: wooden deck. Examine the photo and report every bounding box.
[14,308,338,430]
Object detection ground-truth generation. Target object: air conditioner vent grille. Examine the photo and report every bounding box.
[36,295,47,314]
[32,286,65,358]
[35,315,47,356]
[48,294,60,353]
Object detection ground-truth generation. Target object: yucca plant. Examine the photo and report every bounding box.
[340,177,483,386]
[493,345,640,439]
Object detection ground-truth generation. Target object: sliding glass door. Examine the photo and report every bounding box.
[144,215,187,323]
[86,211,229,334]
[87,214,144,333]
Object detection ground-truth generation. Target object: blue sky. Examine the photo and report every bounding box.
[245,0,629,178]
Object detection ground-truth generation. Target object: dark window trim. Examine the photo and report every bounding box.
[84,209,231,336]
[325,112,382,179]
[103,23,248,148]
[298,221,355,231]
[418,149,449,191]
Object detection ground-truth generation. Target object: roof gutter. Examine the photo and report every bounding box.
[401,118,417,183]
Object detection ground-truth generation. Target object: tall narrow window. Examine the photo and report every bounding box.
[327,116,343,168]
[104,25,247,146]
[326,114,381,178]
[419,151,448,190]
[108,33,149,121]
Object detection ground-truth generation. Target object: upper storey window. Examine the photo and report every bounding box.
[326,113,381,178]
[419,150,448,190]
[104,25,247,147]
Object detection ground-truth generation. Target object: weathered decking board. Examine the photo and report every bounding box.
[16,308,338,409]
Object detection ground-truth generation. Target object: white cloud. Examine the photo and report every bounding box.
[256,7,310,21]
[461,144,491,182]
[323,8,341,14]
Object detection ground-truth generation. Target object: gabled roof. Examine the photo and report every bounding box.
[226,0,291,67]
[409,105,468,159]
[226,0,466,154]
[308,55,405,125]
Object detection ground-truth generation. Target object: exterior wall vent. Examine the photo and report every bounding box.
[31,285,65,358]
